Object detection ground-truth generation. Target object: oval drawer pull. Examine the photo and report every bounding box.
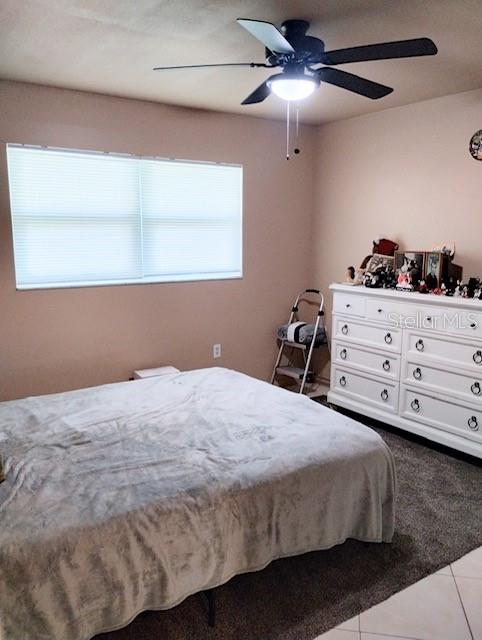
[340,348,347,360]
[341,324,349,335]
[346,303,351,308]
[339,376,347,387]
[468,416,479,431]
[382,359,391,371]
[377,308,383,314]
[384,332,393,344]
[413,367,422,380]
[380,389,389,402]
[416,339,424,352]
[474,350,482,365]
[471,382,481,396]
[411,398,420,412]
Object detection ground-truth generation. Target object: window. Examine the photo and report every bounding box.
[6,145,242,289]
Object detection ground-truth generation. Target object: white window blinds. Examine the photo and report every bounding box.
[7,145,242,289]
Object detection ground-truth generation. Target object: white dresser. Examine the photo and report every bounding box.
[328,284,482,458]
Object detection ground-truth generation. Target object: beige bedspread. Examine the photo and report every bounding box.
[0,367,396,640]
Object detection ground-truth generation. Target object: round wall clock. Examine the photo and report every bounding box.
[469,129,482,160]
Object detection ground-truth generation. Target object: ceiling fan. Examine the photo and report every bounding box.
[153,18,438,104]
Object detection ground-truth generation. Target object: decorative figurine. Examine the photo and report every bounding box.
[425,272,438,291]
[383,268,398,289]
[467,277,481,299]
[419,280,429,294]
[396,267,411,290]
[345,265,364,285]
[444,277,457,296]
[346,266,356,283]
[431,242,456,259]
[396,257,420,291]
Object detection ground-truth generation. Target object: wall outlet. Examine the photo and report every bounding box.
[213,343,221,359]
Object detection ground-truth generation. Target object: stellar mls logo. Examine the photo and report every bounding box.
[387,311,478,331]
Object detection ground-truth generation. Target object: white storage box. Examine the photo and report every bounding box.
[133,366,180,379]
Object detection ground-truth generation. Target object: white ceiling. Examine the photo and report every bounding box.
[1,0,481,124]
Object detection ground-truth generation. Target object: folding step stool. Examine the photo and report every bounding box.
[270,288,329,395]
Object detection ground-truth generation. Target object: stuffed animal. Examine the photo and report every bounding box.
[364,264,396,289]
[374,236,399,256]
[364,267,383,288]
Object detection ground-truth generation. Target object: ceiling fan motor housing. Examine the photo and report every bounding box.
[281,19,310,37]
[266,20,325,66]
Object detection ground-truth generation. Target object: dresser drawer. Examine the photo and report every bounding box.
[333,341,400,380]
[334,317,401,353]
[402,388,482,443]
[406,332,482,373]
[332,366,398,413]
[404,359,482,404]
[366,298,409,324]
[414,305,482,340]
[333,292,365,317]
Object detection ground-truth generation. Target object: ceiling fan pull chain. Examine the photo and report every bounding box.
[294,104,301,155]
[286,101,290,160]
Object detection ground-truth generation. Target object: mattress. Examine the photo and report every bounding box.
[0,367,396,640]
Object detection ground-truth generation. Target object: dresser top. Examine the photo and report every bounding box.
[330,283,482,311]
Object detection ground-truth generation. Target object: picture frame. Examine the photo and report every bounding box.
[424,251,445,287]
[365,253,395,273]
[394,251,425,290]
[394,251,425,278]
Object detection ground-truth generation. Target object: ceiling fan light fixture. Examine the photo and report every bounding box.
[269,76,317,101]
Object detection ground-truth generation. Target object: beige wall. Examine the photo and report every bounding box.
[313,88,482,308]
[0,81,316,400]
[1,82,480,401]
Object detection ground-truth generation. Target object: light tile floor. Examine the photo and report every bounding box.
[315,545,482,640]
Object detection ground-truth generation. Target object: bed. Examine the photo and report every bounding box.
[0,367,396,640]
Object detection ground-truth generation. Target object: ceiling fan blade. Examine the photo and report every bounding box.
[241,74,279,105]
[318,67,393,99]
[323,38,437,65]
[237,18,295,54]
[153,62,268,71]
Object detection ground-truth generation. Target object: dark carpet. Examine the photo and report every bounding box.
[98,416,481,640]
